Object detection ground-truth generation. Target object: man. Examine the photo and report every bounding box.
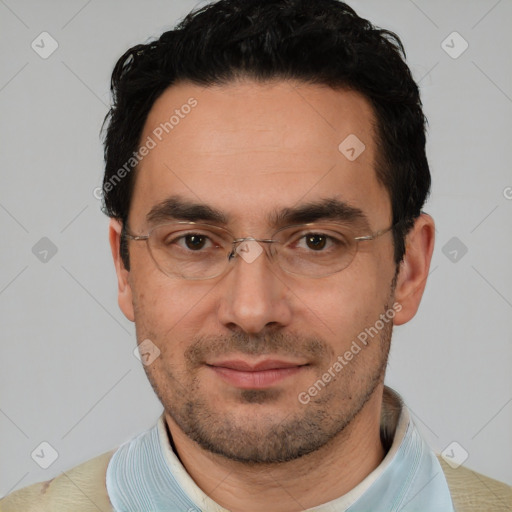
[1,0,510,510]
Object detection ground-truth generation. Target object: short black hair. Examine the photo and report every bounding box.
[102,0,430,268]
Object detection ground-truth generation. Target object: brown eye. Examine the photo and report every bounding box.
[184,235,207,250]
[305,234,327,250]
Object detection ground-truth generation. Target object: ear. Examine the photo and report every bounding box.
[393,214,435,326]
[109,218,135,322]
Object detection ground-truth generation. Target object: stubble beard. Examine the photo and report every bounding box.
[141,305,393,465]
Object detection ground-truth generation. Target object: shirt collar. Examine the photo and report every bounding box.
[106,386,454,511]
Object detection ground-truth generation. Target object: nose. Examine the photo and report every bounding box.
[217,240,293,334]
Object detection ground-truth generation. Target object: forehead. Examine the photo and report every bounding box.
[129,80,390,230]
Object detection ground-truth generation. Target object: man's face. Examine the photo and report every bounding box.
[119,80,399,463]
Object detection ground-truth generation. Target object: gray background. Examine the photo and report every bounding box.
[1,0,511,496]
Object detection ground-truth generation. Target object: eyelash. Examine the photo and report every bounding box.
[169,231,346,252]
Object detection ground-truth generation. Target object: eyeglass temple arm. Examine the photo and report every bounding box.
[124,233,149,241]
[354,225,394,242]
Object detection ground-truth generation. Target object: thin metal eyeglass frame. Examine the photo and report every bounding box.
[122,220,397,279]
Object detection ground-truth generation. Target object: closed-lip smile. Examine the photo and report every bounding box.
[207,358,308,388]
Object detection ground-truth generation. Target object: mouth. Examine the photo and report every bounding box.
[206,358,309,389]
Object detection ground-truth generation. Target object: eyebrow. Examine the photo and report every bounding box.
[145,195,370,231]
[146,196,229,226]
[269,198,370,230]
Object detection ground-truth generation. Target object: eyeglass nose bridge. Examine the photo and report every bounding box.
[228,237,278,261]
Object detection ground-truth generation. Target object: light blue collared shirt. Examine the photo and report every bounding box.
[106,388,455,511]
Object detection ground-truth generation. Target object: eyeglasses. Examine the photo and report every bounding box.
[123,221,395,280]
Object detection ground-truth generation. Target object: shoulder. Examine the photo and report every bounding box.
[2,450,510,511]
[438,455,512,512]
[0,450,116,512]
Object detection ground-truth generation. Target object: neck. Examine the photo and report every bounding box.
[165,386,386,512]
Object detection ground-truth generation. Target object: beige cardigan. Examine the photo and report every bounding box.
[1,449,510,511]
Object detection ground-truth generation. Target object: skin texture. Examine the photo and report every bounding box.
[109,80,435,511]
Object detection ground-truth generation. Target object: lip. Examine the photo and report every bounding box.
[207,359,307,389]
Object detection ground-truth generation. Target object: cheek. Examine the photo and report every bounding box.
[130,270,213,358]
[130,247,179,329]
[307,261,393,347]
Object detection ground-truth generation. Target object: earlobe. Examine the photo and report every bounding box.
[109,218,135,322]
[393,214,435,326]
